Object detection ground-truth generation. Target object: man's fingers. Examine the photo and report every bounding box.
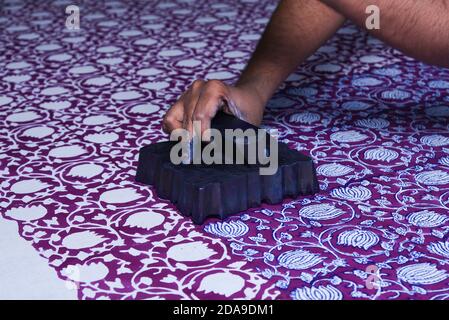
[163,79,228,142]
[192,80,227,141]
[162,93,187,134]
[182,79,204,138]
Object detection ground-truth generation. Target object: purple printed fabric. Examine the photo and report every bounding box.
[1,0,449,300]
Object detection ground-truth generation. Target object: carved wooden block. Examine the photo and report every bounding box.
[136,112,319,224]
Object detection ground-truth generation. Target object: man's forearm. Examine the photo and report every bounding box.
[321,0,449,67]
[236,0,345,107]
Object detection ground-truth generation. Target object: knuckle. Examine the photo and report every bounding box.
[163,114,175,125]
[206,80,228,97]
[192,111,208,122]
[191,79,205,90]
[206,79,224,90]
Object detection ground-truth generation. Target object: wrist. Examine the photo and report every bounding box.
[230,83,267,126]
[235,78,272,108]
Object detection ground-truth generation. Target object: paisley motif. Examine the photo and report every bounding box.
[407,210,448,228]
[317,163,354,177]
[278,250,324,270]
[204,220,249,238]
[299,204,345,220]
[291,285,343,300]
[397,263,448,285]
[331,186,372,201]
[415,170,449,186]
[363,147,399,162]
[336,229,379,250]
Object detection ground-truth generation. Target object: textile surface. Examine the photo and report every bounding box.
[1,0,449,300]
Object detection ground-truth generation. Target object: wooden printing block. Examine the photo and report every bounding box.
[135,112,319,224]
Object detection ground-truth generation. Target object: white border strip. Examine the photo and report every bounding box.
[0,218,77,300]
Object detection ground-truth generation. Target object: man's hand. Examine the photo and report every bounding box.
[163,0,345,139]
[162,0,448,139]
[162,80,265,140]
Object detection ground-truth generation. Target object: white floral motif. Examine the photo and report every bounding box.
[291,285,343,300]
[198,272,245,297]
[167,241,217,262]
[397,263,448,285]
[299,204,345,220]
[277,250,324,270]
[1,0,449,301]
[336,229,379,250]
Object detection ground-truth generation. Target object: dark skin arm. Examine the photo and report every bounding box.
[163,0,449,138]
[163,0,345,137]
[235,0,345,124]
[322,0,449,67]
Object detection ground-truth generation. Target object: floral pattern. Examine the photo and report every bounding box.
[1,0,448,300]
